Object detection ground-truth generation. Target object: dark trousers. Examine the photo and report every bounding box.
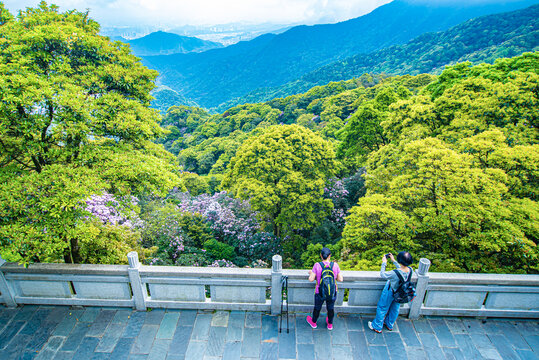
[312,293,336,324]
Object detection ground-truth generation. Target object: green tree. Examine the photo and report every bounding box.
[342,137,538,273]
[0,3,179,264]
[204,239,236,261]
[222,124,337,238]
[301,242,342,269]
[341,54,539,273]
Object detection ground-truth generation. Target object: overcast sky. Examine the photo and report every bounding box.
[5,0,394,27]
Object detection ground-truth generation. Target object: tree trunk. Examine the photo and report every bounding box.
[63,251,72,264]
[69,238,83,264]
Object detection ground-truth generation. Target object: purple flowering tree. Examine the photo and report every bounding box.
[85,193,142,228]
[324,178,350,227]
[171,191,261,249]
[150,190,282,267]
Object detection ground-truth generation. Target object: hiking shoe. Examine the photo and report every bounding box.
[306,316,317,329]
[368,321,381,333]
[326,317,333,330]
[384,323,393,331]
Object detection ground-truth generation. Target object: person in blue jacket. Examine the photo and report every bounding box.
[368,251,413,333]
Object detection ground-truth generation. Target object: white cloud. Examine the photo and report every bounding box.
[3,0,392,26]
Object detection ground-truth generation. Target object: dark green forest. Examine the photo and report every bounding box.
[0,3,537,274]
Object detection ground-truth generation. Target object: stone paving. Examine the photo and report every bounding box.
[0,305,538,360]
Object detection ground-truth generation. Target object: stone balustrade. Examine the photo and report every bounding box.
[1,253,538,319]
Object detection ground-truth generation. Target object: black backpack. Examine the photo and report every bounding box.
[392,268,416,304]
[319,262,337,301]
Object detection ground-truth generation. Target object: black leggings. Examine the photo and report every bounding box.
[312,293,336,324]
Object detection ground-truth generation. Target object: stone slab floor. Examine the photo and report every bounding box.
[0,305,538,359]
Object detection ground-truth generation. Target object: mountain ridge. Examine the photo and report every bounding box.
[142,0,538,108]
[121,31,223,56]
[216,3,539,111]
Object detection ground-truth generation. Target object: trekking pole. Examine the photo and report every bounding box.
[279,275,289,333]
[284,275,289,333]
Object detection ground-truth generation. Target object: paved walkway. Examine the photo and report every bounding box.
[0,305,538,360]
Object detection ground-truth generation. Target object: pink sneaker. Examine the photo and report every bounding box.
[306,316,317,329]
[326,317,333,330]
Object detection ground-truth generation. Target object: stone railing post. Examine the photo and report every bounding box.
[409,258,431,319]
[0,254,17,308]
[271,255,283,315]
[127,252,147,311]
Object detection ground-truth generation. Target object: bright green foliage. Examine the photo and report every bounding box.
[223,125,337,238]
[203,239,236,261]
[167,103,281,175]
[77,221,155,265]
[344,138,537,272]
[301,243,342,269]
[341,53,539,273]
[0,3,179,264]
[141,202,214,249]
[0,3,13,25]
[169,74,432,178]
[337,77,431,169]
[158,105,211,155]
[179,172,210,196]
[179,131,250,175]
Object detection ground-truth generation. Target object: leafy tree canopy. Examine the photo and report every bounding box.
[222,124,337,238]
[341,53,539,273]
[0,2,179,264]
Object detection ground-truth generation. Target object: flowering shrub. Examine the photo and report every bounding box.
[85,192,141,228]
[250,259,269,268]
[148,246,212,267]
[79,193,151,264]
[324,179,350,227]
[297,174,362,259]
[140,192,282,267]
[209,259,236,267]
[342,168,367,205]
[169,190,261,249]
[238,232,281,263]
[140,202,214,265]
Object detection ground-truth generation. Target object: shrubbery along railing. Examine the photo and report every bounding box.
[1,253,538,319]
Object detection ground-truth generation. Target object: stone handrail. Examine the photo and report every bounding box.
[1,253,538,319]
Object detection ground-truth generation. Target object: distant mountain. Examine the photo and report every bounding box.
[124,31,223,56]
[168,22,298,46]
[219,3,539,111]
[151,86,200,113]
[110,35,127,43]
[141,0,537,108]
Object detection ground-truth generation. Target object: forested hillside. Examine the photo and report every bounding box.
[123,31,222,56]
[142,0,537,108]
[158,53,538,273]
[222,3,539,111]
[0,3,537,275]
